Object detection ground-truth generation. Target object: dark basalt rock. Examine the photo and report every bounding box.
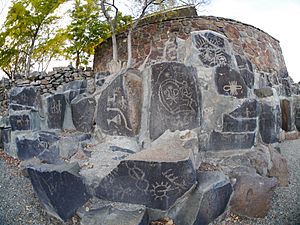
[259,104,281,144]
[208,131,255,150]
[95,159,196,210]
[96,69,143,136]
[192,172,233,225]
[215,66,248,99]
[9,114,31,131]
[280,99,292,132]
[192,32,231,68]
[27,162,91,221]
[235,55,254,88]
[173,171,232,225]
[222,114,256,132]
[149,62,201,140]
[9,86,41,111]
[81,205,149,225]
[16,132,59,161]
[71,95,96,132]
[229,99,258,118]
[47,94,66,129]
[63,80,87,103]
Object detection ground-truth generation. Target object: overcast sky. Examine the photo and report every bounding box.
[0,0,300,82]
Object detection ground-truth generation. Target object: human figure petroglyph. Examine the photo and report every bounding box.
[158,79,196,114]
[124,161,150,192]
[223,81,243,96]
[50,100,62,114]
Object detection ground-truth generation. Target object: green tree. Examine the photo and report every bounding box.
[0,0,67,78]
[66,0,131,68]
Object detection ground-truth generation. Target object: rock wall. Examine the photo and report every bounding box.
[0,6,298,225]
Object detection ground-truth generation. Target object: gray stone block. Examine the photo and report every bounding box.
[71,95,96,132]
[96,69,143,136]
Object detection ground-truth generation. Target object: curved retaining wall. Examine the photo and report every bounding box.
[94,8,287,76]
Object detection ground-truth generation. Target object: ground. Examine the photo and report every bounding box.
[0,139,300,225]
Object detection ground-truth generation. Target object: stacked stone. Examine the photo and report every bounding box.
[0,77,11,116]
[14,66,94,94]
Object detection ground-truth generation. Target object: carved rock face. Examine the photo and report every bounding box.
[47,94,66,129]
[95,134,197,210]
[215,66,248,99]
[149,62,201,140]
[192,32,231,68]
[96,70,143,136]
[9,86,41,111]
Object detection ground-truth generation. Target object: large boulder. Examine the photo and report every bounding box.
[27,162,91,221]
[229,173,278,218]
[95,130,197,210]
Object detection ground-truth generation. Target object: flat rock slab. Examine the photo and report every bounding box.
[208,131,255,150]
[81,205,148,225]
[235,55,254,88]
[215,66,248,99]
[16,131,59,161]
[149,62,201,140]
[27,162,91,221]
[229,99,258,118]
[96,70,143,136]
[295,107,300,131]
[222,115,256,132]
[192,31,231,68]
[95,159,196,210]
[47,94,66,129]
[230,173,278,218]
[9,86,41,111]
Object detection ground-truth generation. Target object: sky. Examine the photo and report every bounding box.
[0,0,300,82]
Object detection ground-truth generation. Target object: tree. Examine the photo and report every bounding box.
[96,0,171,72]
[0,0,67,78]
[66,0,131,69]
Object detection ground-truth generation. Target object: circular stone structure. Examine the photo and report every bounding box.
[94,5,287,77]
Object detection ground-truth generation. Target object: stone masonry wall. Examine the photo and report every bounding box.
[0,66,94,116]
[94,13,287,77]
